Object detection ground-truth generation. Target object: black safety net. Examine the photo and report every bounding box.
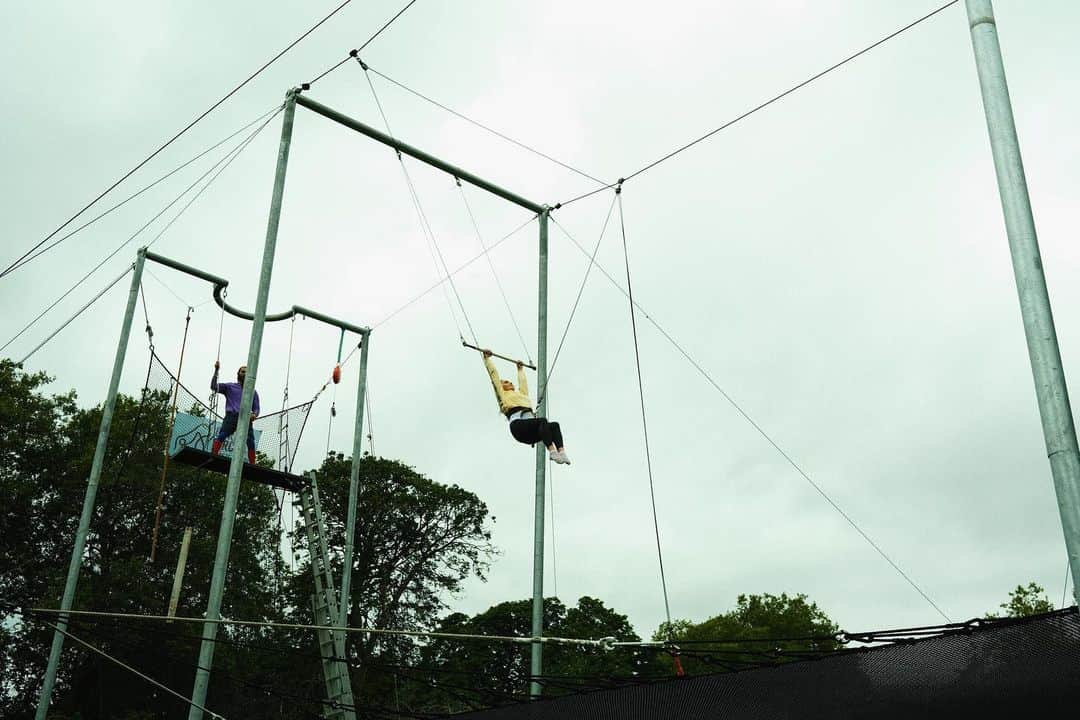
[453,608,1080,718]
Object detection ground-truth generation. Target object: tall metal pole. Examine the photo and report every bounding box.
[966,0,1080,606]
[340,333,371,628]
[530,208,550,698]
[187,89,297,720]
[36,249,146,719]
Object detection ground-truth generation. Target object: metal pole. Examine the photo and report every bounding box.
[36,249,147,719]
[187,89,297,719]
[340,333,371,629]
[293,94,545,215]
[529,208,550,698]
[168,527,194,618]
[965,0,1080,606]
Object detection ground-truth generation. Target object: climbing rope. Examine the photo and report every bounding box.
[149,305,194,562]
[616,186,674,634]
[209,287,227,421]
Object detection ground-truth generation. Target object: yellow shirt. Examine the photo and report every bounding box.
[484,356,532,415]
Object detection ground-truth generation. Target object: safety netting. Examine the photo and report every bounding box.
[146,351,316,473]
[453,608,1080,718]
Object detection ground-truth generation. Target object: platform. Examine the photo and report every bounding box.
[171,446,307,492]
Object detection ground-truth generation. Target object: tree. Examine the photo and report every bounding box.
[415,596,644,712]
[986,582,1055,619]
[284,453,497,707]
[0,360,293,719]
[655,593,841,676]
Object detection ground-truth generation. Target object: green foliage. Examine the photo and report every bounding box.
[0,360,298,719]
[281,452,498,707]
[413,596,643,712]
[986,582,1055,619]
[655,593,840,675]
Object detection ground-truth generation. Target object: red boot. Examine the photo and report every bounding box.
[212,440,222,455]
[247,448,256,464]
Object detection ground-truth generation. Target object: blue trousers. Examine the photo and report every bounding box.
[215,412,255,451]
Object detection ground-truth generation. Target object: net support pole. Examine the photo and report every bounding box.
[168,527,194,618]
[187,88,298,720]
[36,248,147,720]
[529,208,550,698]
[966,0,1080,606]
[340,332,371,631]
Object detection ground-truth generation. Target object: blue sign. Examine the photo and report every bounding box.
[169,411,262,458]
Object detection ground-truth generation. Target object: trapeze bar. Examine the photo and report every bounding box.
[145,250,228,288]
[462,340,536,370]
[294,93,546,215]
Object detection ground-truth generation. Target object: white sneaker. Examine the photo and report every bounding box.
[551,450,571,465]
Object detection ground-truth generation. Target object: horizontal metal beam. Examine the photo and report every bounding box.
[145,250,228,288]
[293,305,369,336]
[294,93,546,215]
[145,250,368,336]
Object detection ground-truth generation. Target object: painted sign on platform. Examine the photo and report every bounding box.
[168,411,262,458]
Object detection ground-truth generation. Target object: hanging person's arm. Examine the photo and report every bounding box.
[516,361,528,399]
[483,351,506,408]
[251,389,260,420]
[211,360,221,392]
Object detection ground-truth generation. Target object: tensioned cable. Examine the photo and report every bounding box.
[370,214,537,331]
[364,62,607,186]
[0,108,281,356]
[361,61,478,344]
[457,179,532,363]
[19,265,133,364]
[30,608,620,648]
[145,267,193,308]
[365,384,376,455]
[616,188,673,633]
[0,0,360,279]
[1062,558,1072,609]
[554,216,951,622]
[6,106,281,277]
[537,194,618,407]
[556,0,961,209]
[334,213,536,369]
[63,616,355,720]
[38,619,226,719]
[305,0,421,86]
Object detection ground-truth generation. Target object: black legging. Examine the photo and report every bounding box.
[509,417,564,448]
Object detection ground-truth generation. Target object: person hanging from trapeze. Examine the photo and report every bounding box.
[481,349,570,465]
[210,360,260,464]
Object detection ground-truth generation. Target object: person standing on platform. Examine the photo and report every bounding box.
[210,361,259,464]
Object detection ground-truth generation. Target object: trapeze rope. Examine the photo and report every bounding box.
[457,178,532,364]
[359,57,479,346]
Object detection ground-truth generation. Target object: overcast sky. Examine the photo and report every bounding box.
[3,0,1079,640]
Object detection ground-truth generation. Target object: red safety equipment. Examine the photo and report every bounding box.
[332,364,342,384]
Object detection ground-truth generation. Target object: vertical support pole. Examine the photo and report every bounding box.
[36,249,146,720]
[340,333,371,629]
[530,208,550,698]
[966,0,1080,606]
[168,527,194,618]
[187,89,297,720]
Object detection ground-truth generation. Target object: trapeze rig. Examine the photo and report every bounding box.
[39,84,555,720]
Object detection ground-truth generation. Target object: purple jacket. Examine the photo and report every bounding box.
[211,373,260,416]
